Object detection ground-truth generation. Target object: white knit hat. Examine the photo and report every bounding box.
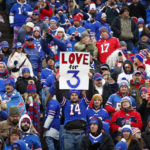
[55,27,67,40]
[26,22,34,28]
[89,2,96,10]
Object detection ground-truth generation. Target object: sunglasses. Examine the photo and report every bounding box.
[27,39,33,41]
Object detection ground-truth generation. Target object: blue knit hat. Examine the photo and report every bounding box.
[121,96,132,105]
[69,89,80,97]
[121,124,132,134]
[99,26,108,33]
[5,77,15,88]
[139,87,147,96]
[25,35,34,41]
[22,68,30,74]
[135,52,146,62]
[90,117,99,125]
[119,80,129,89]
[137,17,144,25]
[27,84,36,93]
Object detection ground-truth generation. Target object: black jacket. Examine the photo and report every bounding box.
[111,16,139,43]
[128,138,142,150]
[16,76,42,94]
[142,129,150,149]
[129,2,146,21]
[80,133,114,150]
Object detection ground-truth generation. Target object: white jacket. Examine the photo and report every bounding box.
[7,52,34,81]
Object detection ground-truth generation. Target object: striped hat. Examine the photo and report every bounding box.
[135,52,146,62]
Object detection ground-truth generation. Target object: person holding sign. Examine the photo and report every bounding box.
[55,72,94,150]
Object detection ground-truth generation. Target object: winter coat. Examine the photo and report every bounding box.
[129,2,146,21]
[142,128,150,150]
[75,41,98,60]
[19,114,42,149]
[110,109,143,132]
[80,132,114,150]
[0,118,37,141]
[2,89,26,116]
[137,99,150,131]
[117,59,134,83]
[129,79,147,104]
[24,45,42,76]
[16,76,41,94]
[128,138,142,150]
[111,16,139,43]
[7,52,34,81]
[34,2,52,20]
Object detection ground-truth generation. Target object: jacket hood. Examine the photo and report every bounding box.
[17,0,27,5]
[122,59,134,74]
[19,114,32,133]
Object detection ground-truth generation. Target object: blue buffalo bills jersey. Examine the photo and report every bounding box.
[45,99,61,131]
[60,97,90,125]
[21,133,41,149]
[86,107,110,123]
[10,3,32,26]
[105,93,136,109]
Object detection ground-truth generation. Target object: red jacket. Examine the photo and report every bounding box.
[96,37,120,64]
[34,2,53,20]
[110,109,142,132]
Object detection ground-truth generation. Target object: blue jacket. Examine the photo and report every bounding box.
[41,37,67,61]
[40,67,54,87]
[0,78,6,96]
[45,99,61,130]
[33,38,45,59]
[2,89,26,116]
[115,139,127,150]
[67,25,87,35]
[24,45,42,76]
[10,2,32,27]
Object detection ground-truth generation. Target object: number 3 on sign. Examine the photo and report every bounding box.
[101,43,110,53]
[67,70,80,88]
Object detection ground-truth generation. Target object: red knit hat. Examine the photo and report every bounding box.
[73,16,80,23]
[27,84,36,93]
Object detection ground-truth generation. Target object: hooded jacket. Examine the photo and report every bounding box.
[9,0,32,27]
[80,132,114,150]
[117,60,134,83]
[19,114,42,149]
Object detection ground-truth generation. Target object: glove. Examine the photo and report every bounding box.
[75,35,81,41]
[21,6,28,15]
[14,60,18,65]
[45,32,53,43]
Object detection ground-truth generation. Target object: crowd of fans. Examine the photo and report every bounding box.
[0,0,150,149]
